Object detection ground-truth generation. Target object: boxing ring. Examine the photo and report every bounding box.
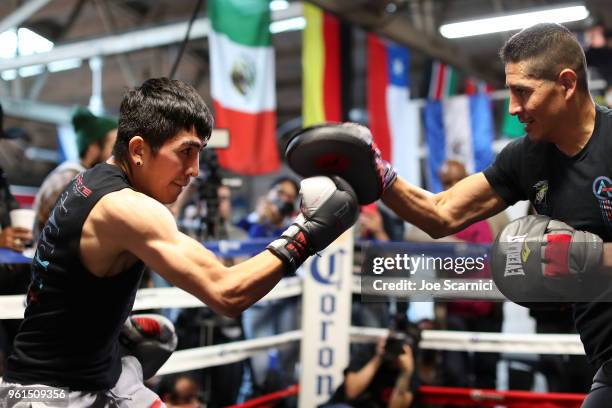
[0,232,588,407]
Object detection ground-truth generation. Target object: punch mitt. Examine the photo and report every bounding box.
[285,123,397,205]
[490,215,604,305]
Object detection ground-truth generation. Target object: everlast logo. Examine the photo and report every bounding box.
[504,234,528,277]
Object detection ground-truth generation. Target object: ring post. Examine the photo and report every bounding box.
[299,229,354,407]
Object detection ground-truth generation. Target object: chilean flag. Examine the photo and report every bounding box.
[367,35,421,187]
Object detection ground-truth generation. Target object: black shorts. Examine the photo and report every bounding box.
[583,359,612,408]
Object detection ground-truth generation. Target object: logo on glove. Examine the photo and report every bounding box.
[504,234,529,277]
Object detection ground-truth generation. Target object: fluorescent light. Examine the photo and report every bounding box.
[19,64,44,77]
[48,58,82,72]
[270,16,305,34]
[440,5,589,38]
[0,30,17,59]
[16,27,53,55]
[1,69,17,81]
[0,27,55,79]
[270,0,289,11]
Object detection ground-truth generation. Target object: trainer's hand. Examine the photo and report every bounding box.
[0,227,32,252]
[267,176,359,274]
[285,123,397,204]
[491,215,603,303]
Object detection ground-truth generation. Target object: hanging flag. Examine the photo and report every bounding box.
[367,34,421,187]
[209,0,280,175]
[501,97,526,138]
[428,61,459,100]
[424,93,495,192]
[464,77,493,95]
[302,3,341,126]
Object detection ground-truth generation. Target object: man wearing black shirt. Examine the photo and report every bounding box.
[0,79,359,406]
[373,23,612,406]
[325,338,416,408]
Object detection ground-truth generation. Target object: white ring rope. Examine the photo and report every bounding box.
[156,327,584,375]
[157,330,303,375]
[0,276,303,320]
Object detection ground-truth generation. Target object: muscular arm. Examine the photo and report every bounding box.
[382,174,507,239]
[92,189,284,317]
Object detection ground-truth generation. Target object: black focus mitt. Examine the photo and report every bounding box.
[490,215,604,305]
[285,123,397,205]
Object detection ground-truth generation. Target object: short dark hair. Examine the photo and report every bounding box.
[270,176,299,197]
[499,23,588,92]
[113,78,213,164]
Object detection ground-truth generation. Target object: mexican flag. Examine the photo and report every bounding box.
[428,61,459,100]
[209,0,280,175]
[424,93,495,193]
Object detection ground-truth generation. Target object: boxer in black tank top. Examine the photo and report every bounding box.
[1,78,359,406]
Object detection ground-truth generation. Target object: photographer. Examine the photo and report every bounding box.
[237,176,298,238]
[323,333,418,408]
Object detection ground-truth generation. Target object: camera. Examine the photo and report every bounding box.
[384,333,407,360]
[269,198,294,218]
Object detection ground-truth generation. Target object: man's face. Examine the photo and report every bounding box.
[505,61,566,143]
[263,180,298,225]
[274,180,298,204]
[217,186,231,220]
[139,128,203,204]
[439,162,467,190]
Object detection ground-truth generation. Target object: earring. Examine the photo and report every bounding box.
[136,161,142,166]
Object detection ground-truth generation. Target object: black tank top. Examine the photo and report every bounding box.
[5,163,144,391]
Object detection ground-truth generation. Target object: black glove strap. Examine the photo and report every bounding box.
[267,223,312,276]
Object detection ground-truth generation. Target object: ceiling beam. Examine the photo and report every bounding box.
[0,0,54,34]
[1,96,71,123]
[0,96,230,148]
[0,2,303,72]
[306,0,503,85]
[0,19,211,71]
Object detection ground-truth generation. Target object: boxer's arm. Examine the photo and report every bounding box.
[102,190,283,317]
[382,173,507,238]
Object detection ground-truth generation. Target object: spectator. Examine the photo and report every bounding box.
[239,176,300,400]
[0,166,29,253]
[354,203,404,329]
[359,203,407,242]
[32,107,117,240]
[0,105,32,374]
[323,329,418,408]
[172,181,247,242]
[237,176,299,237]
[159,374,203,408]
[437,160,503,390]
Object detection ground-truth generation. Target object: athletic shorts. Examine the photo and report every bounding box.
[582,358,612,408]
[0,356,165,407]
